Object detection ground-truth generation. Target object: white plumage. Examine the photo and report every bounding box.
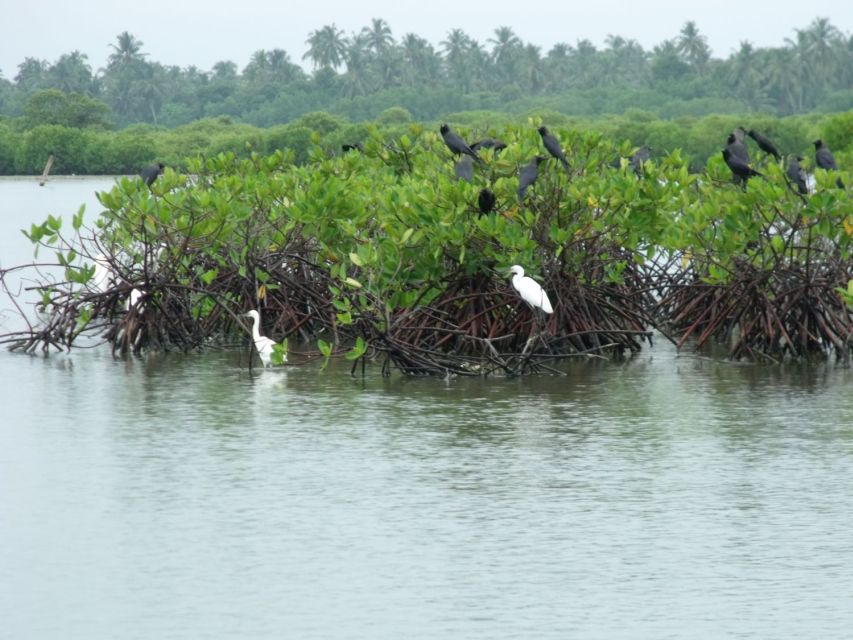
[244,309,280,367]
[510,265,553,314]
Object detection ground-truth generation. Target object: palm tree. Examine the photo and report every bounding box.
[267,49,304,83]
[47,51,94,94]
[603,36,648,87]
[107,32,146,70]
[489,26,523,83]
[441,28,475,91]
[649,39,690,86]
[676,21,711,75]
[570,39,600,89]
[519,44,543,92]
[14,57,49,92]
[544,43,571,91]
[401,33,441,86]
[799,17,843,91]
[341,34,375,97]
[243,50,270,82]
[132,62,167,124]
[303,24,347,71]
[362,18,394,55]
[766,45,805,113]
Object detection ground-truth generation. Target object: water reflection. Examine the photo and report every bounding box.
[3,329,853,639]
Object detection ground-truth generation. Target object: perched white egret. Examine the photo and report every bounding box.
[244,309,280,367]
[509,265,554,314]
[126,287,145,312]
[91,253,113,293]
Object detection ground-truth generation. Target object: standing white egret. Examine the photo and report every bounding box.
[509,265,554,314]
[243,309,280,367]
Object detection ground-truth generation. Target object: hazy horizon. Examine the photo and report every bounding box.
[1,0,850,78]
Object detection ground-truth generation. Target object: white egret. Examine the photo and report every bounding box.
[126,287,145,312]
[243,309,281,367]
[509,265,554,314]
[91,253,113,293]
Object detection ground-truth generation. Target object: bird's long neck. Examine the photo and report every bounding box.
[251,314,262,342]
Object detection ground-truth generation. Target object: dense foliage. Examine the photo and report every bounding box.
[1,18,850,131]
[0,109,850,176]
[4,123,851,372]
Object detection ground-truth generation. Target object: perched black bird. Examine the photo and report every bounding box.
[747,130,781,160]
[140,162,165,187]
[518,156,546,201]
[455,156,474,182]
[722,148,762,186]
[726,132,750,163]
[786,156,808,195]
[537,126,570,172]
[440,124,482,163]
[814,139,845,188]
[813,139,838,170]
[629,146,651,176]
[471,138,507,152]
[342,143,363,153]
[478,188,496,215]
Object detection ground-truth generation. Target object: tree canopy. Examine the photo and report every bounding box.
[0,18,849,129]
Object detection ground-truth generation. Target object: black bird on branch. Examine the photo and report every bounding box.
[813,139,845,188]
[140,162,165,187]
[342,143,363,153]
[747,130,781,160]
[478,188,496,215]
[537,126,570,172]
[471,138,507,152]
[440,124,482,164]
[629,146,651,176]
[726,132,750,163]
[455,156,473,182]
[786,156,809,195]
[722,148,762,186]
[518,156,546,201]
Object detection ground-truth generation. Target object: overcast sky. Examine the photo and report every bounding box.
[1,0,850,78]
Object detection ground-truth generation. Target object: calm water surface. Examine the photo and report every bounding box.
[2,178,853,639]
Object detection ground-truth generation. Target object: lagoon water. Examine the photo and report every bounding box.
[2,178,853,639]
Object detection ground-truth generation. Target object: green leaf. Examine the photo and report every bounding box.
[344,336,367,360]
[72,205,85,231]
[317,339,332,357]
[349,252,363,266]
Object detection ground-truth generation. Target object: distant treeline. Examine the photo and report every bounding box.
[0,108,850,176]
[0,18,851,130]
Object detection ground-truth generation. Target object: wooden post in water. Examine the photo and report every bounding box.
[38,155,55,186]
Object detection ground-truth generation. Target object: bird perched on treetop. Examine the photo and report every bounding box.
[471,138,507,152]
[455,156,474,182]
[726,132,750,163]
[629,146,651,176]
[537,126,570,172]
[141,162,165,187]
[477,188,496,215]
[517,156,546,201]
[786,156,808,195]
[440,124,482,163]
[722,148,762,186]
[509,265,553,315]
[813,139,845,188]
[747,130,781,160]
